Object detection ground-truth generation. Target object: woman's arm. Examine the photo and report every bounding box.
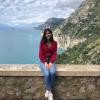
[39,41,46,63]
[50,41,57,63]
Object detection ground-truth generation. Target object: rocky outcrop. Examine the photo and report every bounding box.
[54,33,86,50]
[53,0,98,49]
[54,0,100,64]
[37,17,65,30]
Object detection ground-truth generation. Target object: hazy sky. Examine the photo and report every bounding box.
[0,0,84,24]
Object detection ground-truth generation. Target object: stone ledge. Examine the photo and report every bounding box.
[0,64,100,76]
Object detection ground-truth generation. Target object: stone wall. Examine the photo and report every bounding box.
[0,76,100,100]
[0,64,100,100]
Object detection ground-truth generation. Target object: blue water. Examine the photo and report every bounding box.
[0,28,64,64]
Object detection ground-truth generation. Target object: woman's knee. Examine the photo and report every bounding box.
[44,71,49,77]
[50,64,56,75]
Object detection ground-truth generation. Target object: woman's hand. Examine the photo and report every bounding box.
[48,62,52,69]
[44,62,49,69]
[44,62,52,69]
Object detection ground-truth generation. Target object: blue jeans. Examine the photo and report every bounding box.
[39,61,56,91]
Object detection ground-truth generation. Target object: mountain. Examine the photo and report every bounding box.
[37,17,65,30]
[53,0,100,64]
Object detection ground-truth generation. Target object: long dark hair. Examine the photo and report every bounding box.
[41,28,54,43]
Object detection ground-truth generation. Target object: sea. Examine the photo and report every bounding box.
[0,26,64,64]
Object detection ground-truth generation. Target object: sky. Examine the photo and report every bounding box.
[0,0,84,25]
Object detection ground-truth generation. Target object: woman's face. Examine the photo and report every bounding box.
[45,30,52,40]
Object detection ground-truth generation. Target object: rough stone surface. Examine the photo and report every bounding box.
[0,76,100,100]
[0,64,100,76]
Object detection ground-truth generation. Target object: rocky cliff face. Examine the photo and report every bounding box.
[53,0,98,49]
[54,0,100,64]
[37,17,65,30]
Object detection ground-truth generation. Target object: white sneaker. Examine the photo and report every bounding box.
[45,90,49,98]
[48,92,53,100]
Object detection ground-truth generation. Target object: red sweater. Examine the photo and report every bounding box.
[39,40,57,63]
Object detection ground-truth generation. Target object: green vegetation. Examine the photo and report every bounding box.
[55,0,100,64]
[55,36,100,64]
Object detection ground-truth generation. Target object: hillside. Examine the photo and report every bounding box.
[37,17,65,30]
[54,0,100,64]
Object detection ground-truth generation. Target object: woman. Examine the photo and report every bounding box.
[38,28,57,100]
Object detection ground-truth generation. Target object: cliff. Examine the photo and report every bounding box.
[53,0,100,64]
[37,17,65,30]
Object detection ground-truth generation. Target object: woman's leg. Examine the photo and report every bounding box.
[39,61,51,91]
[49,63,56,90]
